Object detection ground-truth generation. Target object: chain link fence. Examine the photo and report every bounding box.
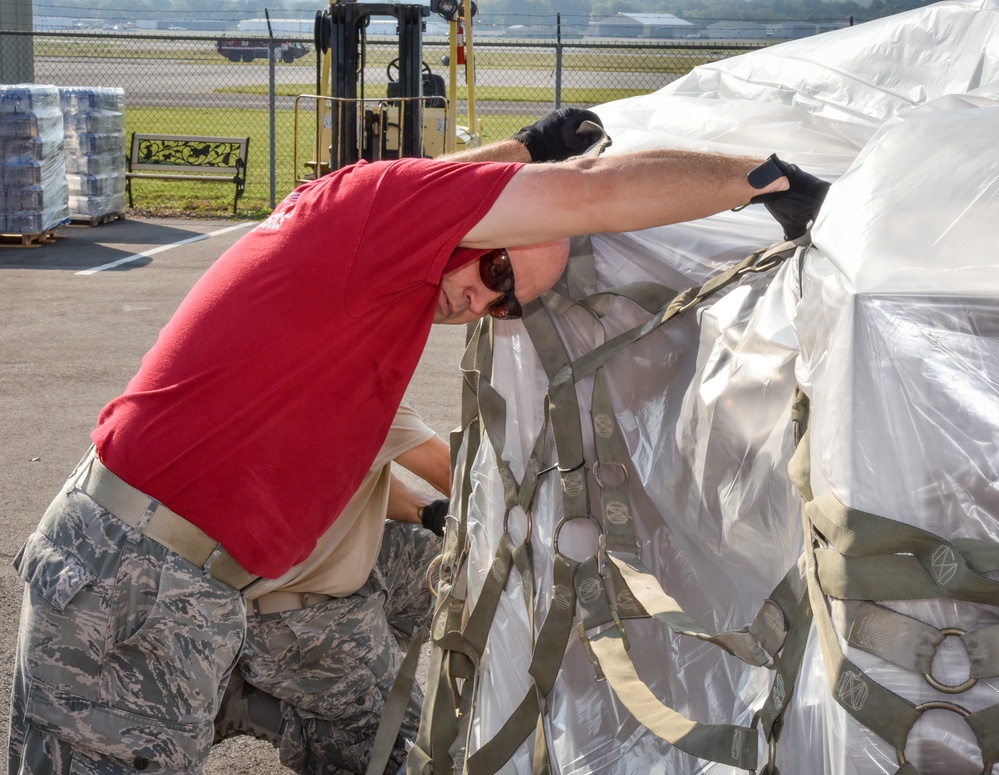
[12,29,763,218]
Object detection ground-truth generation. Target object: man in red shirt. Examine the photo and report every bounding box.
[8,105,828,774]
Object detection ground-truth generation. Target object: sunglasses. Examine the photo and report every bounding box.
[479,248,523,320]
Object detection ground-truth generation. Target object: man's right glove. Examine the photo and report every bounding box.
[747,153,831,240]
[512,107,609,163]
[419,499,449,537]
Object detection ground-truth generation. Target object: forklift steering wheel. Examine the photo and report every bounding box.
[386,58,433,82]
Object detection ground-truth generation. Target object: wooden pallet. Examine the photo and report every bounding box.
[0,230,62,248]
[70,211,126,227]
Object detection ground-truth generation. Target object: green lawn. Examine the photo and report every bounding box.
[220,82,649,105]
[55,34,731,217]
[124,106,533,218]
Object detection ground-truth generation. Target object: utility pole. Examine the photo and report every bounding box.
[0,0,35,83]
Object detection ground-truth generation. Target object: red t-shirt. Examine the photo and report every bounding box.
[92,157,521,578]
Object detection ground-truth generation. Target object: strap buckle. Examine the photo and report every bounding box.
[576,622,606,682]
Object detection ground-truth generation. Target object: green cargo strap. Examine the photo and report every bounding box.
[587,628,759,769]
[416,237,808,774]
[757,587,812,742]
[834,600,999,685]
[521,305,591,521]
[465,554,579,775]
[366,623,429,775]
[803,509,999,770]
[536,241,806,772]
[460,301,578,774]
[413,321,497,774]
[589,360,806,676]
[576,561,759,769]
[569,239,803,385]
[407,742,434,775]
[466,299,605,773]
[608,552,783,666]
[806,492,999,606]
[789,403,999,774]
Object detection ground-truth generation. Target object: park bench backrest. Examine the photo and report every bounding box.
[129,134,249,175]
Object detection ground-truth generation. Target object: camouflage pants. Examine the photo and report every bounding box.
[8,471,246,775]
[234,521,440,775]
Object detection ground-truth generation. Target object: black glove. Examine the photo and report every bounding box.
[748,154,830,240]
[419,499,449,537]
[512,108,607,163]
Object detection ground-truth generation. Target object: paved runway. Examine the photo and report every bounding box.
[32,44,678,112]
[0,216,467,772]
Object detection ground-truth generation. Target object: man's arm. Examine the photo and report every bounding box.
[439,137,532,164]
[460,149,791,249]
[393,433,450,496]
[385,473,434,525]
[388,433,451,533]
[439,108,607,165]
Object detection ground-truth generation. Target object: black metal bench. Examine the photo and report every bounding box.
[126,133,250,215]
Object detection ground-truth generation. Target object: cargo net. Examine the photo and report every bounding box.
[405,234,999,775]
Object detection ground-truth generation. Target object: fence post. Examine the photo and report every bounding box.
[554,13,563,109]
[0,3,34,83]
[266,9,278,209]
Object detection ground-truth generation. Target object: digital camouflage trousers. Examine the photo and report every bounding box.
[229,520,440,775]
[9,472,246,775]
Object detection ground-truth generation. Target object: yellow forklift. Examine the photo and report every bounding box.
[295,0,478,184]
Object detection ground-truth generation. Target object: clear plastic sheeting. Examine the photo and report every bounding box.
[59,87,127,221]
[0,84,69,234]
[457,1,999,773]
[789,102,999,775]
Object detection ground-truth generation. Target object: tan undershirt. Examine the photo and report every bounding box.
[247,399,434,599]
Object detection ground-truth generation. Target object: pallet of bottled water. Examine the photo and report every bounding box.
[60,87,127,225]
[0,84,70,242]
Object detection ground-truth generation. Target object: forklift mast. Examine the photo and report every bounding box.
[316,2,430,170]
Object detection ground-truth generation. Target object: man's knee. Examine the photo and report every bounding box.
[278,711,408,775]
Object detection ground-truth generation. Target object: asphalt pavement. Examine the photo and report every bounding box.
[0,215,468,772]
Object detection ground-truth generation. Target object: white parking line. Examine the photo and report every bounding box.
[75,222,256,276]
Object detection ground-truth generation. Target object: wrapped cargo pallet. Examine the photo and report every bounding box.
[0,85,69,236]
[59,87,127,223]
[413,1,999,774]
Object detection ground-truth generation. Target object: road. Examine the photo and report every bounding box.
[33,49,679,112]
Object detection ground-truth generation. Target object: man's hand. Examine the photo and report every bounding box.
[419,499,449,537]
[512,108,609,163]
[748,154,831,240]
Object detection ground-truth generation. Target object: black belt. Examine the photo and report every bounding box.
[76,449,259,592]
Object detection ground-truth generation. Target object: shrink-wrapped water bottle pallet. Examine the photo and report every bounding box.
[70,211,126,227]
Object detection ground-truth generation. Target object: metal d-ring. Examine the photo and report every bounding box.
[553,513,602,557]
[501,506,534,546]
[425,553,443,597]
[592,460,628,489]
[748,713,778,775]
[895,701,994,774]
[922,628,978,695]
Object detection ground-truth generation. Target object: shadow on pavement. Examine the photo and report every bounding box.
[0,217,250,272]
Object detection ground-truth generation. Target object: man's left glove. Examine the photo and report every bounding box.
[747,153,831,240]
[512,108,608,163]
[420,499,449,537]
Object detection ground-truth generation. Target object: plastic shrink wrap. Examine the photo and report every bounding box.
[59,87,127,221]
[0,85,69,234]
[425,1,999,774]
